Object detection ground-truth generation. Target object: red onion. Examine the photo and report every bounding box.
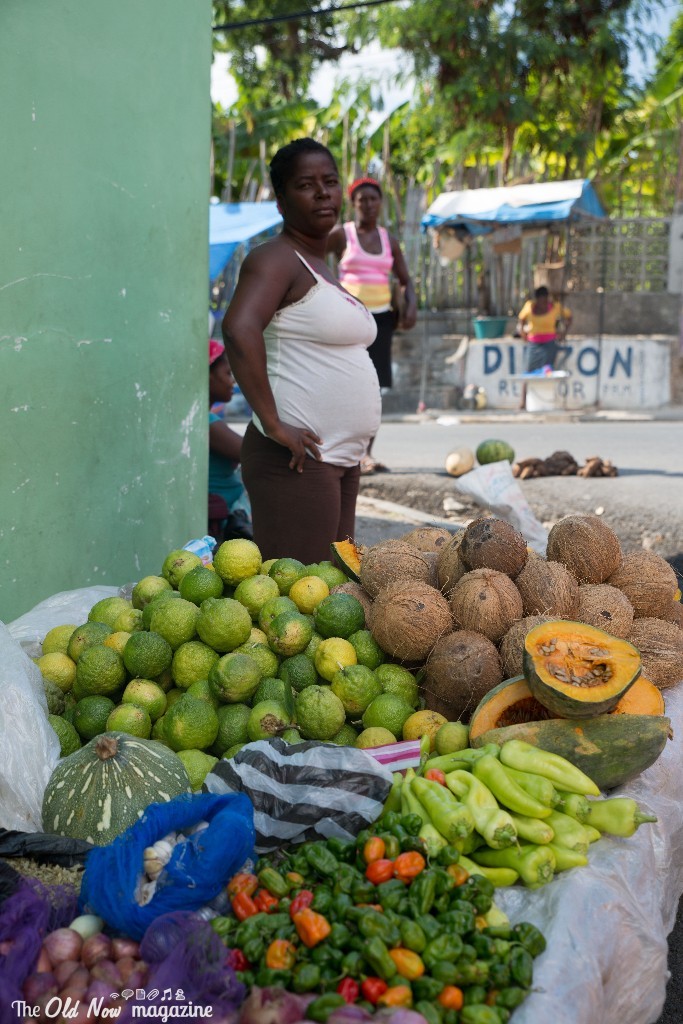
[112,936,140,960]
[35,946,54,973]
[43,927,83,966]
[90,958,123,987]
[81,932,112,968]
[116,955,137,983]
[239,987,315,1024]
[61,966,90,998]
[127,964,149,990]
[22,971,58,1003]
[54,959,80,987]
[86,979,120,1008]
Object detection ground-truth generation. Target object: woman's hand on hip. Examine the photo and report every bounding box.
[268,421,323,471]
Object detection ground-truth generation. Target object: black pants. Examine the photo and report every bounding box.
[368,310,395,388]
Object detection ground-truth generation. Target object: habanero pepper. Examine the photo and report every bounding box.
[379,833,401,860]
[253,889,279,914]
[438,986,464,1011]
[363,836,387,864]
[366,859,395,885]
[450,960,491,987]
[227,872,258,898]
[415,913,443,942]
[422,933,465,970]
[328,922,352,949]
[438,844,462,867]
[240,936,265,964]
[292,908,332,947]
[400,812,424,836]
[446,863,470,887]
[381,810,402,831]
[425,768,447,785]
[312,886,334,915]
[389,947,425,980]
[400,918,427,953]
[231,890,258,921]
[509,945,534,988]
[289,890,314,918]
[341,949,365,977]
[254,967,292,988]
[265,938,297,970]
[334,863,362,895]
[464,986,488,1007]
[377,878,406,912]
[412,976,445,1002]
[459,1007,502,1024]
[359,909,401,947]
[225,948,249,972]
[494,986,529,1010]
[326,836,357,861]
[377,984,413,1008]
[330,892,353,920]
[394,850,426,882]
[336,978,360,1004]
[414,1001,442,1024]
[351,876,378,904]
[360,978,388,1005]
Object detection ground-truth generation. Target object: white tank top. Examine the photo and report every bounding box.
[254,252,381,467]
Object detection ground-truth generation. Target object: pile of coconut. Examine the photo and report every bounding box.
[343,515,683,724]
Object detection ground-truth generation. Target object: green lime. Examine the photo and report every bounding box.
[149,599,200,650]
[374,663,420,708]
[37,653,77,693]
[248,626,269,645]
[186,679,222,709]
[67,622,113,663]
[306,561,348,589]
[73,696,116,740]
[155,667,174,692]
[234,574,281,619]
[164,694,219,751]
[348,630,386,671]
[295,685,345,740]
[252,677,295,716]
[209,652,262,704]
[329,723,359,747]
[434,721,470,756]
[314,637,357,682]
[258,595,297,633]
[268,558,306,595]
[123,631,173,679]
[141,590,182,630]
[161,549,203,588]
[152,715,167,743]
[132,575,172,610]
[88,597,132,630]
[165,688,186,710]
[278,653,319,692]
[171,640,221,689]
[233,641,279,679]
[211,703,252,756]
[331,664,382,716]
[266,611,314,657]
[104,631,132,656]
[48,715,82,757]
[196,597,252,653]
[75,645,126,697]
[177,749,218,791]
[42,624,78,656]
[313,594,365,639]
[356,727,396,748]
[281,728,304,744]
[43,680,65,715]
[362,693,414,736]
[223,743,245,759]
[303,632,324,663]
[213,539,262,586]
[180,565,225,605]
[247,700,292,741]
[106,703,152,738]
[121,679,167,721]
[111,607,144,633]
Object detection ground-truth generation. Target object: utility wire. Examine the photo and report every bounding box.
[213,0,400,32]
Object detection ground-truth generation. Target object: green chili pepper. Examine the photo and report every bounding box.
[341,949,364,977]
[584,796,658,837]
[382,810,402,830]
[305,843,340,877]
[326,836,357,861]
[506,811,554,845]
[555,790,591,822]
[257,866,289,898]
[501,764,561,808]
[334,863,361,895]
[495,987,528,1010]
[330,892,353,920]
[438,844,462,866]
[546,842,588,872]
[544,810,590,853]
[363,936,397,981]
[210,916,236,938]
[328,922,352,949]
[410,869,438,915]
[511,922,546,957]
[260,911,291,934]
[241,936,265,963]
[459,853,519,887]
[413,976,445,1002]
[471,844,556,887]
[351,876,377,904]
[415,913,443,942]
[358,909,400,946]
[447,770,518,849]
[379,832,401,859]
[401,772,429,823]
[400,918,427,953]
[415,1001,443,1024]
[455,831,486,856]
[509,945,534,988]
[254,967,292,988]
[437,906,476,936]
[401,812,424,836]
[377,878,407,912]
[306,994,347,1023]
[463,986,488,1006]
[426,744,500,773]
[381,773,404,818]
[412,776,475,842]
[311,943,343,967]
[312,886,334,915]
[472,755,552,819]
[459,1005,503,1024]
[499,739,600,796]
[451,960,490,986]
[488,962,512,988]
[471,932,496,959]
[292,962,322,993]
[430,960,459,985]
[422,933,465,969]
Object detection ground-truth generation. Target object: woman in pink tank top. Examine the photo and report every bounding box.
[328,177,417,474]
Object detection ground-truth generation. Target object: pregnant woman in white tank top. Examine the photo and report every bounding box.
[222,138,381,563]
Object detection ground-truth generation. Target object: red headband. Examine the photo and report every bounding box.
[209,339,225,365]
[348,176,382,200]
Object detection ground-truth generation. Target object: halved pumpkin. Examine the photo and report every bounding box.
[330,539,363,583]
[523,620,641,719]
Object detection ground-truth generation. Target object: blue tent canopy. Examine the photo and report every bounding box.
[209,201,282,280]
[421,179,605,233]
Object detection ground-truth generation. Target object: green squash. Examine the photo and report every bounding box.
[330,540,362,583]
[523,620,641,719]
[42,731,191,845]
[475,439,515,465]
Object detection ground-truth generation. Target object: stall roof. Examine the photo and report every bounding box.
[421,179,605,232]
[209,201,282,280]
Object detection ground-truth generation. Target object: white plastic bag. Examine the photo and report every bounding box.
[1,585,119,831]
[454,460,548,553]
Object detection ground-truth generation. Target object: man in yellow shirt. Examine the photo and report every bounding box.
[517,286,572,372]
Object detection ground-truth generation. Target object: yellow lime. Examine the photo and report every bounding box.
[268,558,306,595]
[121,679,168,721]
[294,685,345,740]
[362,694,414,736]
[164,695,219,752]
[249,626,269,645]
[67,622,113,663]
[149,599,200,650]
[266,611,313,657]
[403,709,448,750]
[42,624,77,656]
[356,727,397,748]
[289,576,330,615]
[171,640,220,689]
[314,637,357,682]
[195,597,252,653]
[106,703,152,738]
[180,565,225,605]
[177,749,218,791]
[434,721,470,756]
[103,631,132,656]
[88,596,131,629]
[123,630,173,678]
[213,539,262,586]
[75,645,126,697]
[234,574,281,619]
[261,558,277,575]
[37,653,77,693]
[161,549,203,588]
[111,607,144,633]
[132,575,172,609]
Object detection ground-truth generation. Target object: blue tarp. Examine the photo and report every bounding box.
[422,179,605,233]
[209,201,282,280]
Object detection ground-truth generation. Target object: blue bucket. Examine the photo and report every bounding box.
[472,317,508,339]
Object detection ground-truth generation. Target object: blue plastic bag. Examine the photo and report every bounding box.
[79,791,254,939]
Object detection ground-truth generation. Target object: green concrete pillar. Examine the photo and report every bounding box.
[0,1,213,620]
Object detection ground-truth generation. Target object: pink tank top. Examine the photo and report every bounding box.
[338,223,394,313]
